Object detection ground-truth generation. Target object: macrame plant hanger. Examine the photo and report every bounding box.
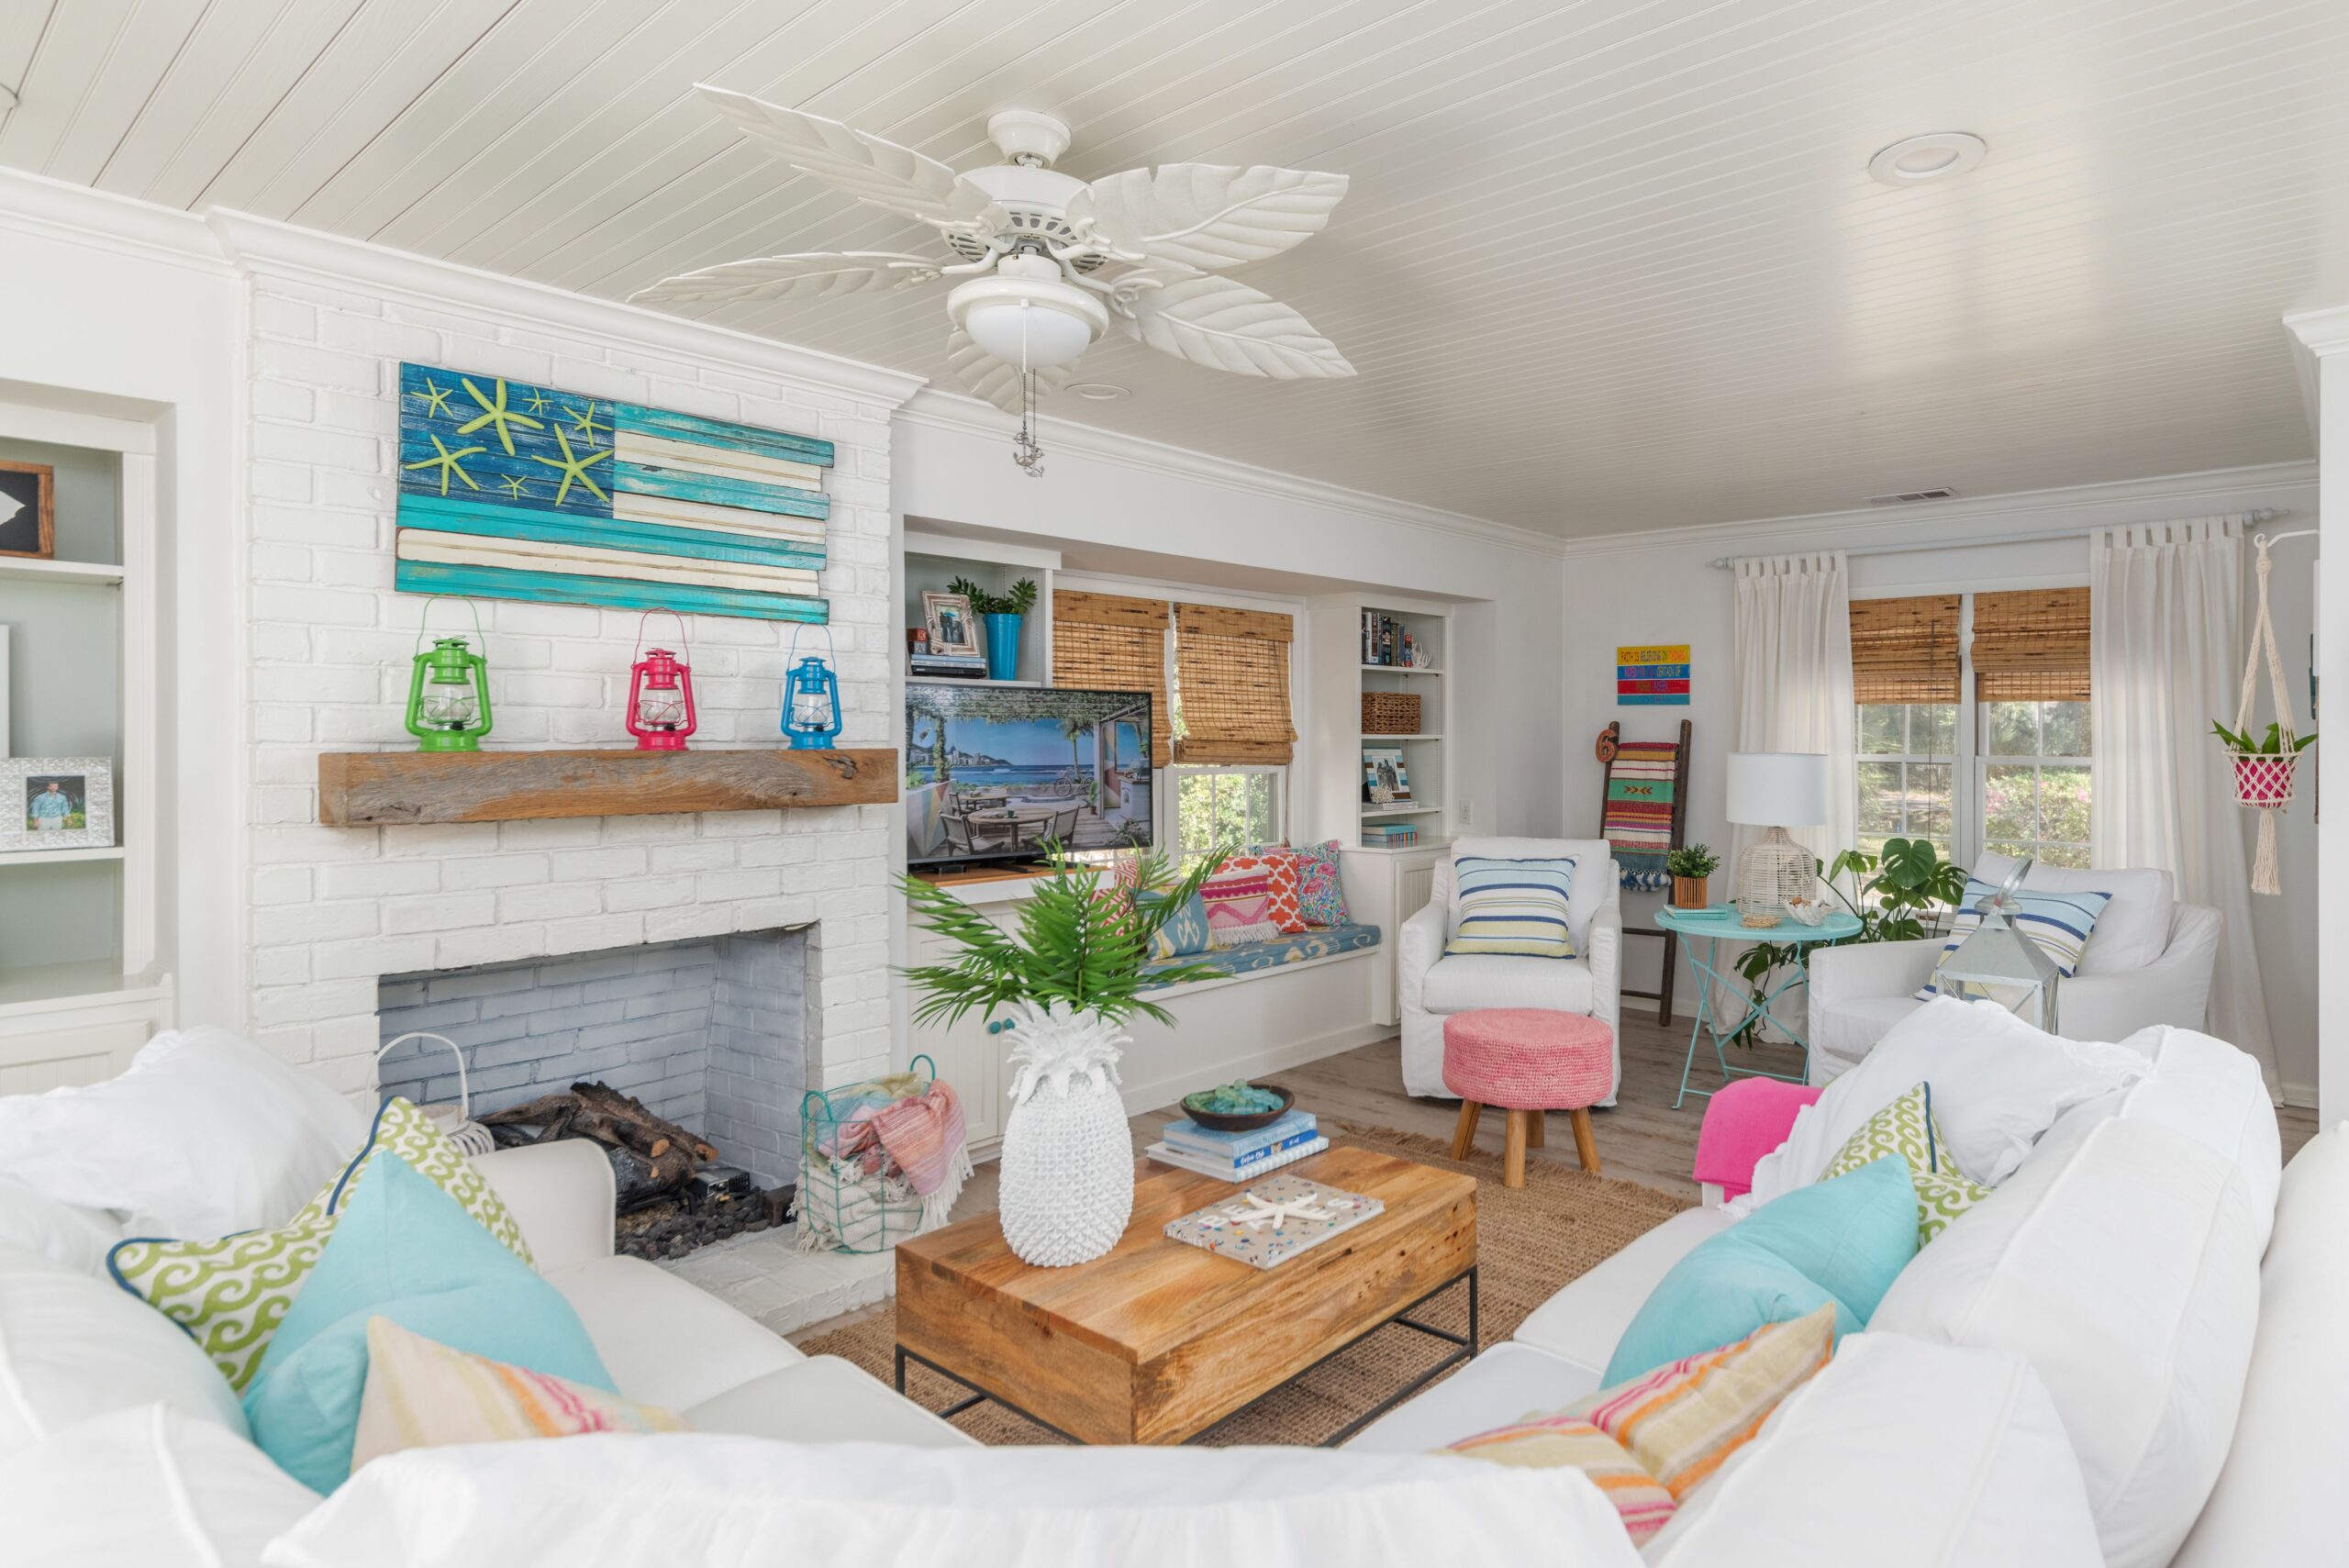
[2225,529,2317,895]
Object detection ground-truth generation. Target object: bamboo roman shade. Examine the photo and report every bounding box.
[1972,587,2092,703]
[1851,594,1962,705]
[1171,603,1296,765]
[1052,589,1172,767]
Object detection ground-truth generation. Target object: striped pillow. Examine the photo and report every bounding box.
[1446,856,1578,959]
[1570,1302,1837,1501]
[351,1316,685,1473]
[1444,1415,1676,1542]
[1919,877,2111,1004]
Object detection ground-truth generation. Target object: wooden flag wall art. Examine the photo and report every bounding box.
[395,362,833,623]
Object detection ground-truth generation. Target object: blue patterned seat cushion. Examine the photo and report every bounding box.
[1140,923,1381,989]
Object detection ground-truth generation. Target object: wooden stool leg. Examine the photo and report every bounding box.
[1503,1109,1529,1188]
[1526,1110,1545,1148]
[1569,1107,1601,1175]
[1450,1100,1483,1161]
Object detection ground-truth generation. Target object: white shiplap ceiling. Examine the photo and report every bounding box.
[6,0,2348,537]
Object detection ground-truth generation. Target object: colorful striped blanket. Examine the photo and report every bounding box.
[1604,740,1681,890]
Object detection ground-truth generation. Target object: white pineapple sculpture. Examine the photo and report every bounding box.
[997,1000,1135,1267]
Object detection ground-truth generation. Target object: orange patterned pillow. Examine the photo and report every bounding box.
[1213,853,1308,934]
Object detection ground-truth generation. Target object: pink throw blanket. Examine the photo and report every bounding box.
[824,1080,973,1229]
[1693,1078,1823,1199]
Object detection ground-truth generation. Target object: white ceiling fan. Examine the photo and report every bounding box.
[632,86,1355,473]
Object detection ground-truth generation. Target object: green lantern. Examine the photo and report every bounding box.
[404,598,493,752]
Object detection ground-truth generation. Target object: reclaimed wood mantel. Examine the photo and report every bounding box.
[317,747,896,827]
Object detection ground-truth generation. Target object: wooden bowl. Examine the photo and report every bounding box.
[1179,1083,1296,1132]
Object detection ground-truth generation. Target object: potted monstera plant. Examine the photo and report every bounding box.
[1665,844,1720,910]
[899,846,1224,1266]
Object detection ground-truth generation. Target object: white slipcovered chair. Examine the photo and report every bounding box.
[1397,837,1622,1104]
[1808,856,2221,1084]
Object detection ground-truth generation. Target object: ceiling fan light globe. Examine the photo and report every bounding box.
[963,302,1093,368]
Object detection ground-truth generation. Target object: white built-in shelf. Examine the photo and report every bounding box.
[0,557,125,586]
[0,846,126,868]
[1359,663,1441,676]
[0,959,162,1012]
[1361,732,1442,741]
[1362,802,1442,817]
[907,675,1045,689]
[1348,834,1452,854]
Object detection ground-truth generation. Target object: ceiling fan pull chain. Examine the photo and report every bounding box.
[1013,300,1046,477]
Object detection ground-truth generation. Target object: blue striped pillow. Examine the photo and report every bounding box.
[1446,856,1578,959]
[1918,876,2111,1001]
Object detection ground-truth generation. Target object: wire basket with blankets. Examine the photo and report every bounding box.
[796,1055,972,1254]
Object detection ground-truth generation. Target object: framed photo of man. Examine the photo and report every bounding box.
[0,757,114,852]
[0,462,55,561]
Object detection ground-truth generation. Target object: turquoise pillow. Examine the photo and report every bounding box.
[242,1151,613,1493]
[1141,889,1213,958]
[1602,1155,1919,1385]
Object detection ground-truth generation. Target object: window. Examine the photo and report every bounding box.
[1174,766,1284,868]
[1851,588,2091,870]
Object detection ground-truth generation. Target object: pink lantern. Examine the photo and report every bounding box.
[626,611,696,751]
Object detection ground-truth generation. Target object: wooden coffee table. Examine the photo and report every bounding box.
[893,1146,1477,1446]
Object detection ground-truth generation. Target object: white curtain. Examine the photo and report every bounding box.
[1723,553,1856,1029]
[2090,517,2277,1089]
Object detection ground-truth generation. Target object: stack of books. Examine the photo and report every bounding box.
[909,651,988,680]
[1147,1107,1326,1182]
[1360,823,1419,846]
[1359,610,1424,668]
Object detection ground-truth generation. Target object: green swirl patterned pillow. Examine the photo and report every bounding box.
[107,1097,532,1392]
[1821,1081,1989,1249]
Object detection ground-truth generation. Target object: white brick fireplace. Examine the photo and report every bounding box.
[211,218,927,1143]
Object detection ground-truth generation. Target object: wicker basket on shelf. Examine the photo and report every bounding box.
[1362,691,1421,735]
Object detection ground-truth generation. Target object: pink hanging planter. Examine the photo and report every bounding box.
[2227,750,2299,808]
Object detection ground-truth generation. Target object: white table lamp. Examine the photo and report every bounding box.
[1727,751,1829,927]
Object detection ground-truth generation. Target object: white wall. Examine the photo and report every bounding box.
[1559,465,2321,1099]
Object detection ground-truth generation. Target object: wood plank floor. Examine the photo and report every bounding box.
[789,1014,2319,1344]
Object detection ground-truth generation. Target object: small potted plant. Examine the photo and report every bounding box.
[948,575,1040,682]
[2210,718,2316,806]
[1665,844,1719,910]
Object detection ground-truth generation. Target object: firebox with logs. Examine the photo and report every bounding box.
[482,1081,796,1262]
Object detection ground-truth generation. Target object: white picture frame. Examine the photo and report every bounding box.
[1,756,114,852]
[1362,746,1412,803]
[0,625,9,759]
[921,590,980,658]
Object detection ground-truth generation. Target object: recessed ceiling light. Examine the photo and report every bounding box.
[1867,132,1987,187]
[1065,383,1129,401]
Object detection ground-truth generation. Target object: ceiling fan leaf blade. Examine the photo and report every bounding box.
[696,83,971,228]
[629,251,941,306]
[945,328,1074,415]
[1119,274,1354,379]
[1080,165,1348,270]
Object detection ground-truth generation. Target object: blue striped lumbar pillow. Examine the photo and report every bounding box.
[1918,876,2111,1001]
[1446,856,1579,959]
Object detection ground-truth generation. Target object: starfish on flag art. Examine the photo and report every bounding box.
[403,433,485,495]
[457,376,544,455]
[566,399,609,442]
[530,425,611,508]
[408,377,455,418]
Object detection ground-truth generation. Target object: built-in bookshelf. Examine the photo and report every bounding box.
[1303,595,1453,850]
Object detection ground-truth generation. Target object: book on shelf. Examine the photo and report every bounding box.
[1160,1108,1318,1162]
[1162,1173,1384,1267]
[910,657,989,679]
[1146,1137,1330,1184]
[1361,825,1419,845]
[1358,610,1421,669]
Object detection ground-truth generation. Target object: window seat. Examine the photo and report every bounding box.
[1140,923,1382,989]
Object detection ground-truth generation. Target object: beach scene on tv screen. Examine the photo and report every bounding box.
[905,687,1154,860]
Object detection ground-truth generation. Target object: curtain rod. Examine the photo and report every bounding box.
[1706,508,2288,569]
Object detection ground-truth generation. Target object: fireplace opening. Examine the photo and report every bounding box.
[375,929,809,1262]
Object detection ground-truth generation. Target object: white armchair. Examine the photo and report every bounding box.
[1398,837,1622,1104]
[1808,860,2221,1084]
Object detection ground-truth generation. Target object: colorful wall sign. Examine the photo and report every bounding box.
[1617,643,1690,706]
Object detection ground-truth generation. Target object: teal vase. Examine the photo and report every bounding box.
[984,613,1022,681]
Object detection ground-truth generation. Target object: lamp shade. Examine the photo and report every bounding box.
[1727,751,1829,828]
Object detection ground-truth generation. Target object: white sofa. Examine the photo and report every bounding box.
[1347,1027,2341,1568]
[1397,837,1624,1102]
[1809,859,2221,1083]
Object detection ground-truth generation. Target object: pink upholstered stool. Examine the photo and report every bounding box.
[1442,1008,1615,1186]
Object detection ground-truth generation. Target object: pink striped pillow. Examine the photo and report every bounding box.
[1198,866,1284,949]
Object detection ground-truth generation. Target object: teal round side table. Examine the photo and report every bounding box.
[1653,904,1863,1109]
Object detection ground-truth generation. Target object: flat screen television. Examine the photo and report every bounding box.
[905,683,1154,869]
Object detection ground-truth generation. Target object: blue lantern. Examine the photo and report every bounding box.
[782,626,842,751]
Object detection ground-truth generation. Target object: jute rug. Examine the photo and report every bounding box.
[796,1123,1693,1446]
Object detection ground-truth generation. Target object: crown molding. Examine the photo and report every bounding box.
[1555,461,2319,562]
[2280,304,2349,449]
[204,209,930,410]
[895,385,1571,558]
[0,166,234,276]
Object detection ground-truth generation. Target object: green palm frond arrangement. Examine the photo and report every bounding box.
[899,845,1229,1029]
